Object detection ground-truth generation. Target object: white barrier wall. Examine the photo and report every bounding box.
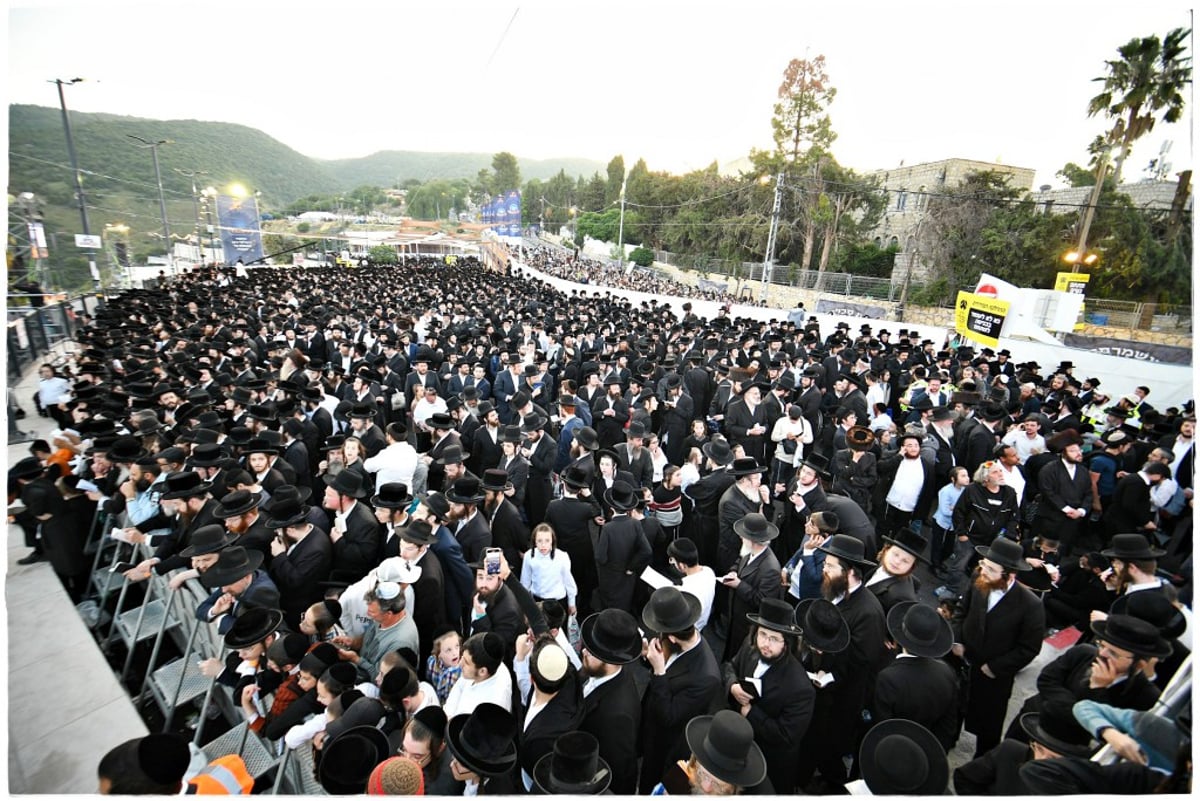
[513,261,1195,409]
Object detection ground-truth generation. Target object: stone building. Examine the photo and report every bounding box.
[864,158,1036,281]
[1028,178,1192,216]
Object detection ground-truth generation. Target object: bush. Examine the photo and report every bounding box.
[296,222,311,233]
[629,246,655,267]
[368,245,398,265]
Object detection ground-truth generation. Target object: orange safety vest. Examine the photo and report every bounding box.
[186,755,254,794]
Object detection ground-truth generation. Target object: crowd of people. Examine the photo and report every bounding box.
[516,242,758,305]
[9,251,1193,795]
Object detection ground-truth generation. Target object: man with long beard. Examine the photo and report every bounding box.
[125,471,220,580]
[951,536,1045,758]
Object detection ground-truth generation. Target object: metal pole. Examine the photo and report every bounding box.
[760,171,784,304]
[616,173,628,268]
[129,136,174,274]
[52,78,100,293]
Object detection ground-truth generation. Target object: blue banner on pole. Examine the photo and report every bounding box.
[216,195,265,264]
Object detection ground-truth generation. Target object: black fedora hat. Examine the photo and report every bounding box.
[603,480,639,513]
[559,464,591,490]
[1101,533,1166,561]
[213,489,263,519]
[398,518,437,546]
[321,434,347,452]
[747,597,803,636]
[1110,590,1188,640]
[178,524,237,558]
[641,586,702,634]
[108,436,148,462]
[445,476,484,505]
[531,731,612,795]
[423,492,451,521]
[1090,614,1173,660]
[818,533,878,570]
[446,703,519,778]
[427,412,455,431]
[261,495,311,530]
[882,523,930,564]
[1018,566,1054,594]
[189,443,225,467]
[323,469,368,498]
[974,535,1031,572]
[241,437,280,456]
[521,414,547,434]
[859,719,948,795]
[346,402,377,420]
[573,426,600,451]
[794,598,850,653]
[200,546,264,589]
[580,609,643,665]
[370,482,413,509]
[262,482,311,509]
[498,424,523,444]
[728,457,766,477]
[732,512,779,543]
[9,457,44,480]
[480,469,511,493]
[701,438,735,466]
[159,470,213,500]
[319,724,391,794]
[886,601,953,658]
[434,444,465,466]
[684,711,767,789]
[223,606,284,648]
[1020,713,1096,758]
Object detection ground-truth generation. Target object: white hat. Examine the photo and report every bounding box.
[375,556,422,585]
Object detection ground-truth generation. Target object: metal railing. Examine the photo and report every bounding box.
[6,294,100,380]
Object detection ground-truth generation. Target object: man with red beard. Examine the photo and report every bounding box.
[951,536,1045,758]
[213,489,274,564]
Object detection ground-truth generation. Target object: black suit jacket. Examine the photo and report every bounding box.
[724,548,783,660]
[470,583,523,665]
[874,654,960,751]
[267,526,333,624]
[721,644,815,793]
[864,572,919,614]
[639,640,722,792]
[518,672,582,784]
[488,498,528,574]
[1104,472,1154,536]
[952,580,1046,679]
[953,738,1032,795]
[580,667,642,795]
[330,501,382,583]
[454,511,492,565]
[1034,458,1094,527]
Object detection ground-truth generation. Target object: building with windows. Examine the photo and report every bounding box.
[865,158,1036,281]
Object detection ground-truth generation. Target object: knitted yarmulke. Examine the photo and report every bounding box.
[367,756,425,795]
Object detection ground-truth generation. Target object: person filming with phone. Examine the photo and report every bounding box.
[468,549,523,667]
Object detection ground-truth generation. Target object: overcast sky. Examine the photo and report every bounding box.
[5,1,1194,189]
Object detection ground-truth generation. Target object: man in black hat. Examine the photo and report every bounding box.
[467,561,523,665]
[954,711,1097,795]
[592,376,630,451]
[578,608,644,794]
[873,431,936,545]
[263,489,333,625]
[1032,429,1093,558]
[864,523,929,613]
[520,414,557,526]
[1007,613,1166,747]
[196,545,281,635]
[594,481,652,614]
[725,380,771,464]
[951,535,1046,757]
[717,458,770,582]
[10,456,56,564]
[126,470,221,580]
[719,512,784,660]
[544,464,603,618]
[1104,462,1170,543]
[663,710,768,794]
[1099,532,1170,602]
[873,601,960,751]
[446,702,519,794]
[481,469,527,573]
[683,437,738,568]
[321,469,382,582]
[213,488,274,564]
[721,597,814,792]
[958,402,1006,475]
[638,586,723,792]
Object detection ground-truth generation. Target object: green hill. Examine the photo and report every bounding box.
[321,151,607,187]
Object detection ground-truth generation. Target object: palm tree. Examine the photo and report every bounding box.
[1087,27,1192,184]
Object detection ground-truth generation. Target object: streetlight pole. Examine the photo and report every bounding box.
[760,171,784,304]
[174,168,207,267]
[128,135,174,274]
[616,172,628,269]
[50,77,100,293]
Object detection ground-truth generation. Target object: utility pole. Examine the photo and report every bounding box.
[128,135,174,274]
[760,171,784,304]
[616,172,628,270]
[174,168,208,266]
[51,77,100,293]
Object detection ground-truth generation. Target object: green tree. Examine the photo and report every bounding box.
[604,155,625,206]
[368,244,398,264]
[629,246,655,267]
[577,208,622,243]
[1088,27,1192,183]
[1056,163,1096,187]
[491,152,521,194]
[771,56,838,166]
[582,172,607,212]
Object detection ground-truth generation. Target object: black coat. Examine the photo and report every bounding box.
[545,495,602,614]
[717,483,764,575]
[579,667,642,795]
[725,397,770,463]
[873,451,937,521]
[267,526,333,625]
[874,654,960,751]
[329,501,382,583]
[957,418,1000,476]
[594,514,652,614]
[864,572,919,614]
[638,640,723,793]
[1033,458,1093,529]
[487,498,529,575]
[952,580,1045,679]
[409,547,447,664]
[518,674,582,785]
[1103,472,1155,538]
[953,739,1033,795]
[722,643,815,793]
[453,511,492,565]
[826,585,889,750]
[723,548,784,661]
[469,583,523,666]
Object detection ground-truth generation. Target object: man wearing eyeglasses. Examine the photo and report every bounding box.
[951,536,1046,758]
